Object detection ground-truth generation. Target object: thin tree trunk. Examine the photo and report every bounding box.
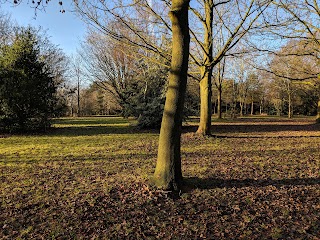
[77,77,80,117]
[288,92,292,118]
[244,102,247,115]
[251,97,254,115]
[198,68,213,134]
[153,0,190,190]
[197,0,213,135]
[71,95,74,117]
[316,98,320,123]
[217,86,222,119]
[240,101,244,117]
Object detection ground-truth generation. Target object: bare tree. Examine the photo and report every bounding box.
[188,0,275,134]
[74,0,279,135]
[246,0,319,120]
[10,0,65,13]
[275,0,319,51]
[268,40,319,118]
[276,0,320,121]
[214,57,226,119]
[0,11,13,45]
[69,55,83,117]
[79,31,137,109]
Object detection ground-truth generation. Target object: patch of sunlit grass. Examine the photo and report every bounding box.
[0,116,319,239]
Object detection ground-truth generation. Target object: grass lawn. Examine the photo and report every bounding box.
[0,116,319,239]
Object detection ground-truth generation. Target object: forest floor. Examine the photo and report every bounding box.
[0,116,319,239]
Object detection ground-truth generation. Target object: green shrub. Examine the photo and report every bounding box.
[0,28,58,133]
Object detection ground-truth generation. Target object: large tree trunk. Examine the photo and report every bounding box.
[197,0,213,135]
[153,0,190,190]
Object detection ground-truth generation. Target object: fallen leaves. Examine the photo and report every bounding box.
[0,117,319,239]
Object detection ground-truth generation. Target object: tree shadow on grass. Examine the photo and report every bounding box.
[182,123,320,135]
[46,117,160,136]
[47,125,159,137]
[184,177,320,190]
[53,117,132,126]
[0,152,157,164]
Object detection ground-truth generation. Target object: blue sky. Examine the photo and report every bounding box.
[0,1,86,56]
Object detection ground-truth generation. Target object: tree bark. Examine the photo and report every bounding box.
[197,0,213,135]
[251,97,254,115]
[316,99,320,123]
[240,101,244,117]
[197,67,213,135]
[77,76,80,117]
[153,0,190,190]
[288,91,292,118]
[217,85,222,119]
[244,102,247,115]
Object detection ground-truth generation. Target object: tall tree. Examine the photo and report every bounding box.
[70,55,83,117]
[189,0,274,134]
[0,27,59,132]
[269,40,319,118]
[79,32,169,127]
[74,0,277,135]
[214,57,226,119]
[252,0,320,120]
[153,0,190,190]
[278,0,320,121]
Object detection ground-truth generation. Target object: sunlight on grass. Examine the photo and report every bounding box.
[0,117,158,164]
[1,116,319,239]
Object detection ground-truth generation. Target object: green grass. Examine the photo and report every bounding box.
[0,116,319,239]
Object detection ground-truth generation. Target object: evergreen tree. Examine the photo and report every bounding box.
[0,28,57,132]
[121,65,167,129]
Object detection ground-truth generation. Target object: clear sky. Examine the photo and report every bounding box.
[0,1,86,56]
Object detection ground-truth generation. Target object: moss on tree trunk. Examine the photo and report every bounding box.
[152,0,190,190]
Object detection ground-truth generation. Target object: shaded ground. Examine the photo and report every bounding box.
[184,117,320,137]
[0,116,319,239]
